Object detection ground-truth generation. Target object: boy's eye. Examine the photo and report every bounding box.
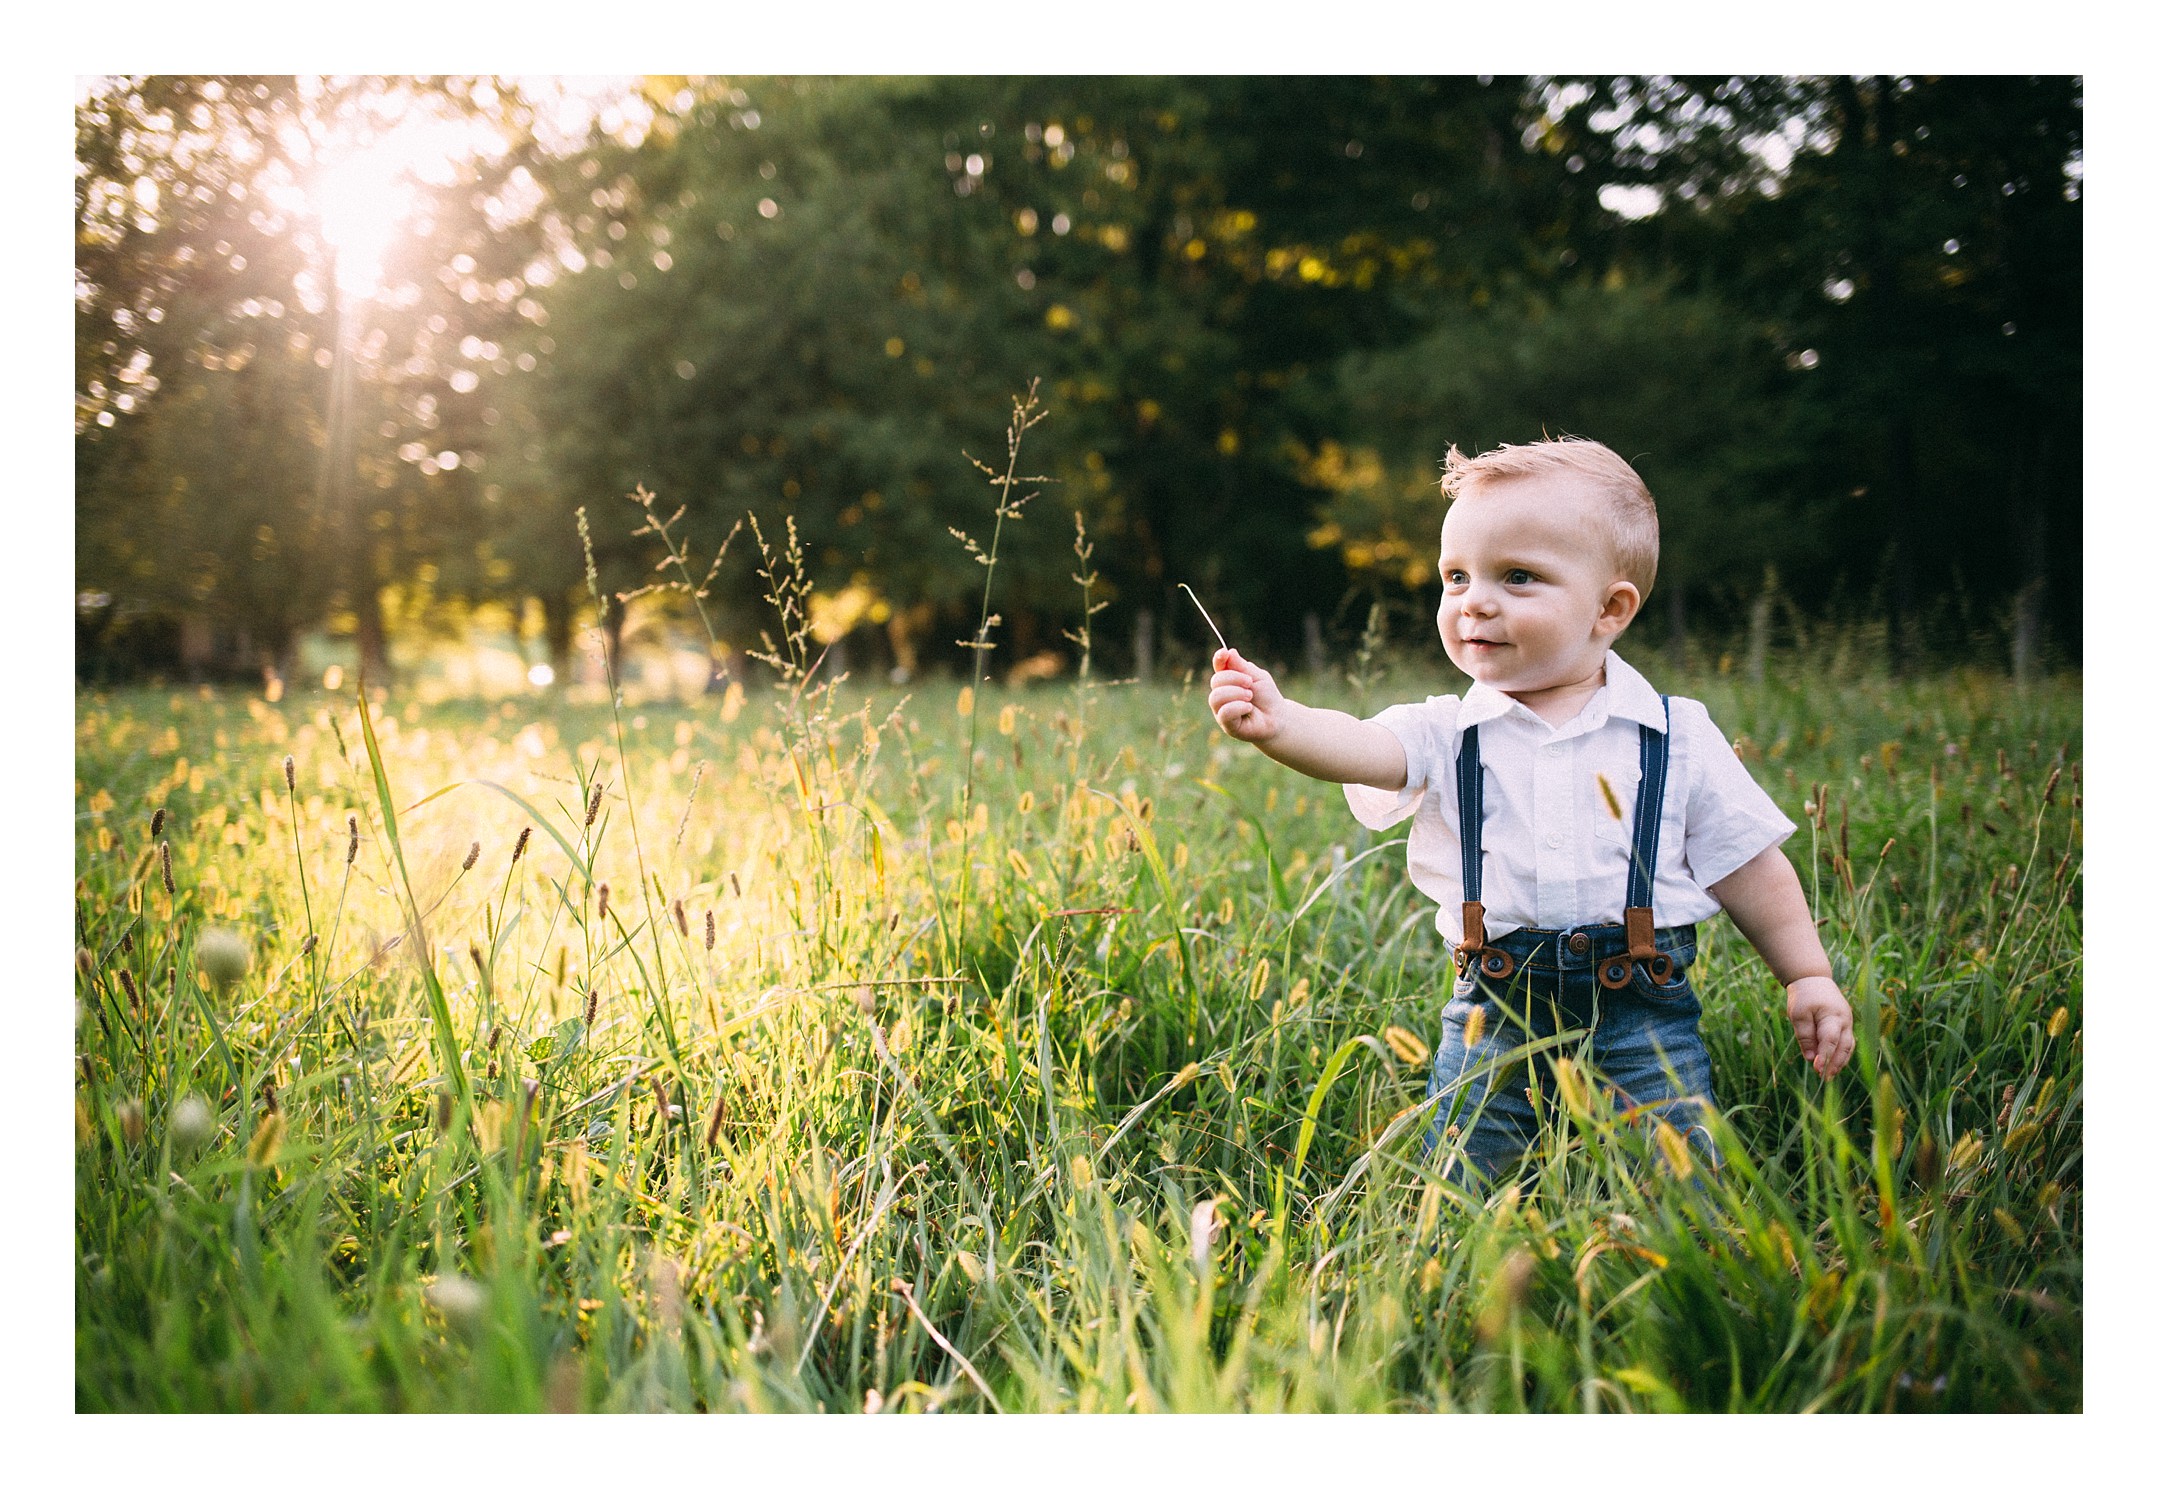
[1506,569,1535,585]
[1443,570,1467,587]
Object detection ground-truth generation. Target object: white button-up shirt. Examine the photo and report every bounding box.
[1341,651,1795,943]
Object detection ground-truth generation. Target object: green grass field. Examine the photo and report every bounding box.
[72,652,2080,1411]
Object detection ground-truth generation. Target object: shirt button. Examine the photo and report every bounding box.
[1567,932,1591,956]
[1544,833,1561,848]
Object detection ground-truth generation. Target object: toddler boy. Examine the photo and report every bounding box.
[1208,438,1852,1184]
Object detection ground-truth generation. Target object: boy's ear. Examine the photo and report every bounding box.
[1597,580,1642,635]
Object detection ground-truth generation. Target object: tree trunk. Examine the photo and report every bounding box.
[540,592,575,683]
[1746,569,1776,688]
[2012,430,2049,689]
[354,578,389,686]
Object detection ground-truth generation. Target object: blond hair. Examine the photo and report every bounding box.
[1439,438,1659,598]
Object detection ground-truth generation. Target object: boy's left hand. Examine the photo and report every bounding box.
[1786,976,1854,1078]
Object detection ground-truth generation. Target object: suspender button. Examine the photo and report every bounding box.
[1566,932,1590,956]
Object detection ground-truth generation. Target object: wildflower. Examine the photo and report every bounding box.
[1190,1198,1223,1266]
[426,1274,488,1331]
[462,841,480,872]
[196,927,251,987]
[512,826,532,864]
[171,1094,215,1151]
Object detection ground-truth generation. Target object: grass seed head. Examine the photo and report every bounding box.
[346,814,359,864]
[149,807,165,839]
[462,841,480,872]
[512,825,532,864]
[282,755,295,792]
[673,898,689,937]
[704,909,716,951]
[117,1098,146,1146]
[584,984,598,1025]
[585,781,604,829]
[247,1111,284,1167]
[76,946,94,978]
[596,882,610,920]
[159,839,175,895]
[119,967,140,1012]
[705,1093,727,1147]
[197,928,251,987]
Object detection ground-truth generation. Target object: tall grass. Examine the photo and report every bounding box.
[73,485,2079,1411]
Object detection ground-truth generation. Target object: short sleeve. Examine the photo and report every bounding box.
[1341,696,1456,831]
[1676,699,1797,888]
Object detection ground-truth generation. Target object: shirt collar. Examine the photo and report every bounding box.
[1456,650,1668,733]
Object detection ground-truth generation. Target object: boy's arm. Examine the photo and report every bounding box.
[1209,648,1407,790]
[1708,844,1854,1078]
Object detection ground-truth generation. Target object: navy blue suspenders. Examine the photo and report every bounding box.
[1453,696,1679,988]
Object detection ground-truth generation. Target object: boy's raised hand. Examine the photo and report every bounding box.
[1786,976,1855,1078]
[1209,648,1288,743]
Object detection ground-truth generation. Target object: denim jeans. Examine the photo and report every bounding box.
[1424,920,1718,1188]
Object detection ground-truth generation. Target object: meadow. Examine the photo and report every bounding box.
[72,628,2081,1411]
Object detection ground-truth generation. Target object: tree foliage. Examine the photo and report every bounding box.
[75,75,2083,682]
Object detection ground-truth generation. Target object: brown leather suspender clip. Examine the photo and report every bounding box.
[1597,904,1678,989]
[1455,899,1516,981]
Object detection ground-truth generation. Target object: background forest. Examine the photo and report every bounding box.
[75,76,2082,688]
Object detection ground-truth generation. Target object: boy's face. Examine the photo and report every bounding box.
[1435,477,1641,697]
